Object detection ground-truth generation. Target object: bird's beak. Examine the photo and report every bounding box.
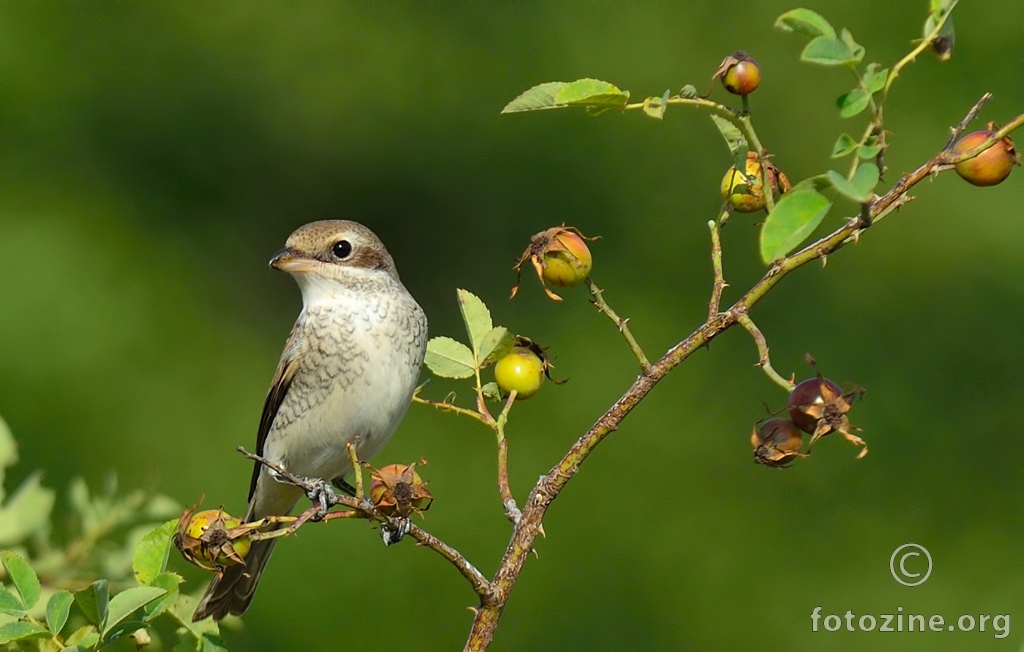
[269,247,317,273]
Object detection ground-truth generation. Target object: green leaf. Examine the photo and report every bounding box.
[858,142,883,159]
[0,621,47,644]
[831,133,858,158]
[75,580,109,625]
[0,551,40,609]
[709,114,747,170]
[836,88,870,118]
[760,190,832,263]
[456,289,492,359]
[199,633,229,652]
[553,79,630,109]
[167,592,220,640]
[501,82,566,113]
[800,36,857,66]
[501,79,630,114]
[478,327,514,368]
[774,8,836,38]
[142,572,182,620]
[862,63,888,93]
[0,587,24,614]
[0,472,56,546]
[481,382,501,401]
[101,586,166,639]
[642,90,670,120]
[679,84,698,99]
[827,163,879,202]
[424,337,475,379]
[840,28,865,64]
[67,624,99,648]
[790,174,834,194]
[132,519,177,586]
[46,590,74,635]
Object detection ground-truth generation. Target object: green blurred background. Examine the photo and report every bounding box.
[2,2,1023,650]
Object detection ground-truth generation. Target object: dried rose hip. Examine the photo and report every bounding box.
[751,418,805,468]
[787,376,868,458]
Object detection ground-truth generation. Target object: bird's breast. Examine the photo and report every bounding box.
[264,288,427,481]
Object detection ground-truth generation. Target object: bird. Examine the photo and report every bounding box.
[193,220,428,621]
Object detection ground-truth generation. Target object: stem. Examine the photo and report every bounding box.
[737,114,776,213]
[407,523,493,600]
[707,212,728,320]
[736,313,794,391]
[586,278,651,373]
[495,392,521,524]
[880,1,957,104]
[473,366,496,425]
[345,442,364,499]
[412,393,492,427]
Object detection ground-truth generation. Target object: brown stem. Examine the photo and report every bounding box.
[464,93,1014,650]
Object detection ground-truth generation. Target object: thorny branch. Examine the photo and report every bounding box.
[463,94,1024,650]
[586,278,651,373]
[707,209,729,319]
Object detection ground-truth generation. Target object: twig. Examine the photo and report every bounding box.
[736,313,794,391]
[407,522,494,600]
[944,93,992,149]
[586,278,651,373]
[412,393,491,426]
[494,392,521,524]
[345,442,364,499]
[880,1,958,104]
[707,212,728,319]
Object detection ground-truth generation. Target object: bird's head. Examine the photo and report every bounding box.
[270,220,401,301]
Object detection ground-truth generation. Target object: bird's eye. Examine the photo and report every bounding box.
[332,240,353,259]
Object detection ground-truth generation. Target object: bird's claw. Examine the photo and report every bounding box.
[380,517,411,546]
[304,478,337,521]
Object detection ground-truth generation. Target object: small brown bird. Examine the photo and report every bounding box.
[193,220,428,621]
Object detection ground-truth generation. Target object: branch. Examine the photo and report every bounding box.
[707,212,728,319]
[494,392,522,524]
[586,278,651,373]
[736,313,794,391]
[235,447,493,600]
[412,393,492,427]
[463,92,1021,651]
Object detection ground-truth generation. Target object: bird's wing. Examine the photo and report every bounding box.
[247,323,302,501]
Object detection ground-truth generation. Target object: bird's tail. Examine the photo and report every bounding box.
[192,511,278,622]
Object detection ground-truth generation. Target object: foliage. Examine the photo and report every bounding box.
[0,417,223,651]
